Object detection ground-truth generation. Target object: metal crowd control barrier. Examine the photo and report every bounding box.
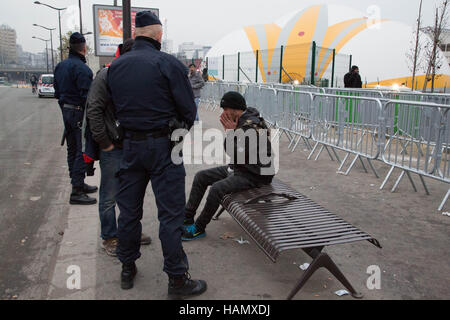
[293,85,325,94]
[270,83,325,94]
[199,81,249,111]
[199,81,450,210]
[308,93,383,177]
[252,87,277,128]
[380,100,450,210]
[272,89,314,151]
[324,88,385,99]
[198,82,215,110]
[382,92,450,105]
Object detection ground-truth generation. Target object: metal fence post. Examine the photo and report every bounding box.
[255,50,259,83]
[331,48,335,88]
[279,45,284,83]
[311,41,316,86]
[237,52,240,82]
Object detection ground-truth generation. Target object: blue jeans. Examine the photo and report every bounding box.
[194,97,199,121]
[99,147,123,240]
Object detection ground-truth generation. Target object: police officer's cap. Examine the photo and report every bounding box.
[220,91,247,111]
[70,32,86,44]
[135,11,162,27]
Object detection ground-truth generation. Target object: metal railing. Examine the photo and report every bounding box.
[308,94,383,177]
[199,81,450,210]
[380,100,450,209]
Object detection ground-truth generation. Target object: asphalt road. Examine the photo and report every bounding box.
[0,87,70,299]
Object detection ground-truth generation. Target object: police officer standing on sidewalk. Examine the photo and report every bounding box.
[107,11,207,297]
[54,32,97,205]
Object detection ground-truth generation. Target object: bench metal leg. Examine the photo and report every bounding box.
[287,252,363,300]
[212,207,226,220]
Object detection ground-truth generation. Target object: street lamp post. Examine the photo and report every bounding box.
[33,36,50,73]
[123,0,131,42]
[34,2,66,63]
[33,24,55,72]
[79,0,83,34]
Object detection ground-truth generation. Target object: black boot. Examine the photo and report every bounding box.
[83,183,98,194]
[168,273,207,298]
[121,262,137,290]
[70,187,97,205]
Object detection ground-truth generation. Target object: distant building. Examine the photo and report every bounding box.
[162,39,174,54]
[439,29,450,67]
[421,27,450,67]
[177,42,211,60]
[0,25,18,64]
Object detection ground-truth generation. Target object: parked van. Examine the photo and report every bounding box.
[38,74,55,98]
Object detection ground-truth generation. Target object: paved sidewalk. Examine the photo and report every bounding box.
[46,107,450,300]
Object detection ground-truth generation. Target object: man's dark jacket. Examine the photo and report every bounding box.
[86,67,122,149]
[225,107,275,184]
[344,71,362,88]
[107,36,197,132]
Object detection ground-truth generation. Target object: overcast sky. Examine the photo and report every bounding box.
[0,0,445,54]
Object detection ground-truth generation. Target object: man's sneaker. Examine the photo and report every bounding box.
[141,233,152,245]
[168,273,207,299]
[121,262,137,290]
[181,224,206,241]
[102,238,118,257]
[183,217,194,226]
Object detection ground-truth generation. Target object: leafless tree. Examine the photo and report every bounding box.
[406,0,423,91]
[422,0,449,92]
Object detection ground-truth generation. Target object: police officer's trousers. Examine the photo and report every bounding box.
[61,107,86,187]
[116,135,189,276]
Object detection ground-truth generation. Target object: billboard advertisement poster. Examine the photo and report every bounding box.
[93,4,159,56]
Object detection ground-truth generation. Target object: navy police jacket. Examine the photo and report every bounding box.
[107,36,197,132]
[54,51,93,107]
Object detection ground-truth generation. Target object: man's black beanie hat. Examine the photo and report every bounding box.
[220,91,247,111]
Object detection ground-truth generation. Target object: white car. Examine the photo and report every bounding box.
[38,74,55,98]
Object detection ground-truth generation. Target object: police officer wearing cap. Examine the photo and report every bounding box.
[54,32,97,205]
[107,11,207,297]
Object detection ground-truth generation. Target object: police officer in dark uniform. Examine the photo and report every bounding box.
[107,11,207,297]
[54,32,97,205]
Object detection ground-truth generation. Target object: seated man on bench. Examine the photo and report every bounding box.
[182,91,276,241]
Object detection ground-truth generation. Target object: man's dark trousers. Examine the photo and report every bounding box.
[61,106,86,187]
[116,135,189,276]
[99,148,122,240]
[185,166,258,230]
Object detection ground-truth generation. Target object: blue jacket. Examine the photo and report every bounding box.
[54,52,93,107]
[107,36,197,131]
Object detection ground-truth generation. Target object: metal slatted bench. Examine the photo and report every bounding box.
[213,178,382,299]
